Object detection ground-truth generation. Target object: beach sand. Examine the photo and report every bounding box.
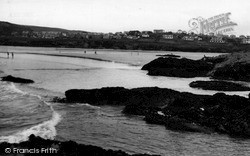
[0,46,165,66]
[0,46,225,66]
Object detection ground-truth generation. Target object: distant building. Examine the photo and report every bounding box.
[176,29,183,34]
[142,31,152,34]
[61,32,67,37]
[210,37,225,43]
[112,34,122,39]
[194,36,203,41]
[141,34,150,38]
[209,33,215,36]
[239,35,246,39]
[127,35,139,39]
[22,31,30,37]
[182,36,195,41]
[182,31,187,34]
[230,35,236,38]
[103,34,111,39]
[162,34,174,39]
[153,29,165,34]
[88,33,102,39]
[11,32,18,37]
[128,30,141,36]
[141,31,152,38]
[241,38,250,44]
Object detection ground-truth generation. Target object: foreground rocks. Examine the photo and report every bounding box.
[57,87,250,137]
[0,135,156,156]
[189,80,250,91]
[1,75,34,83]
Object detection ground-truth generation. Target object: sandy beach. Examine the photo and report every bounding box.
[0,46,225,66]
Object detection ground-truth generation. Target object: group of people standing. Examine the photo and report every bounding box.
[7,52,14,59]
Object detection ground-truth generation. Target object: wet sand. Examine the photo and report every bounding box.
[0,46,224,66]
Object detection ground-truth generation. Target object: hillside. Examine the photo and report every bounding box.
[0,21,87,35]
[0,21,31,36]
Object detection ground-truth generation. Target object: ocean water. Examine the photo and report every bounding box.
[0,49,250,155]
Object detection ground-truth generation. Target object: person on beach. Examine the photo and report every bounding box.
[95,51,97,54]
[11,52,14,59]
[7,52,9,58]
[84,51,86,53]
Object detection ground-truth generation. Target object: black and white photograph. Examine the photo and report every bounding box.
[0,0,250,155]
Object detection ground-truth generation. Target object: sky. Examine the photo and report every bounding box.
[0,0,250,35]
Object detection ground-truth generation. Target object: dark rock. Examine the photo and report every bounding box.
[0,135,157,156]
[141,57,214,78]
[143,52,250,82]
[207,52,250,81]
[211,62,250,81]
[62,87,250,137]
[189,80,250,91]
[1,75,34,83]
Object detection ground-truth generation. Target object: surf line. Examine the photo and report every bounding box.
[0,83,62,144]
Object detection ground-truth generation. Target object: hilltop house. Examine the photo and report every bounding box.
[230,35,236,38]
[182,36,195,41]
[162,34,174,39]
[241,37,250,44]
[176,30,183,34]
[22,31,30,37]
[142,34,149,38]
[103,33,111,39]
[210,37,225,43]
[239,35,246,39]
[153,29,165,34]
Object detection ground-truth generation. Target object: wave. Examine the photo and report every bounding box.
[70,103,101,109]
[0,83,62,144]
[0,107,61,143]
[0,82,27,100]
[7,82,27,95]
[0,82,27,95]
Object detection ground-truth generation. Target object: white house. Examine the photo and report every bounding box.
[210,37,225,43]
[182,36,195,41]
[162,34,174,39]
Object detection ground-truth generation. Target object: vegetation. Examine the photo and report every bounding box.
[1,36,250,53]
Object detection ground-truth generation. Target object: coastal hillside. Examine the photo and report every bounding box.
[1,21,250,52]
[0,21,87,36]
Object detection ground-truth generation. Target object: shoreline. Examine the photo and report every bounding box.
[0,45,224,53]
[0,45,225,67]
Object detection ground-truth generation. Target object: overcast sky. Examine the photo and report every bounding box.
[0,0,249,35]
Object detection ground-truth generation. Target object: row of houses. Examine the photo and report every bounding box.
[11,30,250,44]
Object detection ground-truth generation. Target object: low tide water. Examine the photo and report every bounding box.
[0,48,250,155]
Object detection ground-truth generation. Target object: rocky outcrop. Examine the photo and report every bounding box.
[141,57,214,78]
[60,87,250,137]
[144,93,250,136]
[0,134,157,156]
[210,62,250,81]
[1,75,34,83]
[189,80,250,91]
[208,52,250,82]
[142,52,250,82]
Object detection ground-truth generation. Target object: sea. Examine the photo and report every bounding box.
[0,47,250,156]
